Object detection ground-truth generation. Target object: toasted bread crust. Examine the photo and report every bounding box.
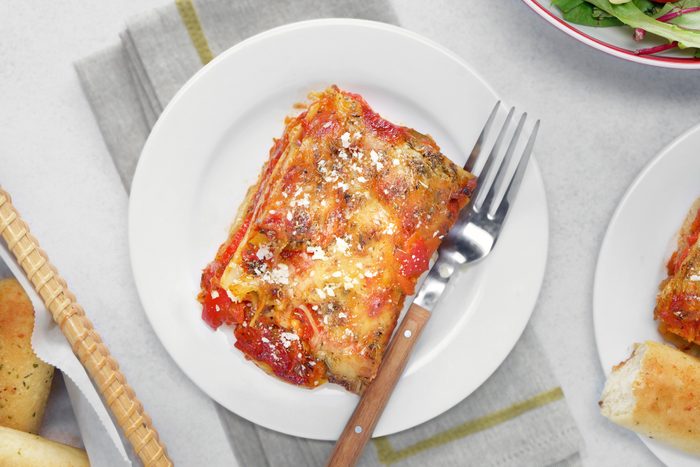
[0,425,89,467]
[601,341,700,455]
[0,279,54,433]
[634,342,700,454]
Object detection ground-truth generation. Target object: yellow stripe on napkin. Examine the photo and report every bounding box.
[373,387,564,465]
[175,0,214,65]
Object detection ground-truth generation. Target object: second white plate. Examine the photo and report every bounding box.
[129,19,548,440]
[594,122,700,465]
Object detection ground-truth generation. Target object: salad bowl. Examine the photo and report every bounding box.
[523,0,700,69]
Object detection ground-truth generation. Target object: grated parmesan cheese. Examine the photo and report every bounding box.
[370,150,384,170]
[324,170,340,183]
[256,245,273,261]
[306,245,327,261]
[261,264,289,285]
[280,332,300,348]
[335,236,351,254]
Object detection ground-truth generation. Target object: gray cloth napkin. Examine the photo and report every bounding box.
[76,1,583,465]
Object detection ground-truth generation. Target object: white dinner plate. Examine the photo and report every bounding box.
[594,123,700,465]
[523,0,700,70]
[129,19,548,440]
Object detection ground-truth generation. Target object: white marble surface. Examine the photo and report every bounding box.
[2,0,699,465]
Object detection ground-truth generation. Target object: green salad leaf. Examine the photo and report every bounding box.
[633,0,665,15]
[656,0,700,12]
[551,0,666,26]
[673,11,700,30]
[554,0,700,49]
[657,1,700,30]
[586,0,700,48]
[552,0,623,26]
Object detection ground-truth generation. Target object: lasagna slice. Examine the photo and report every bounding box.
[198,86,475,393]
[655,198,700,347]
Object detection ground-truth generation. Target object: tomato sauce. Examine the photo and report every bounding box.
[301,104,339,139]
[199,132,289,330]
[395,239,432,295]
[341,88,406,143]
[657,293,700,332]
[366,291,391,318]
[234,320,325,387]
[199,212,251,329]
[292,307,319,341]
[667,207,700,275]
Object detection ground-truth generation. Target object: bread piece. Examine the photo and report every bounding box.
[0,425,89,467]
[600,341,700,455]
[0,278,54,433]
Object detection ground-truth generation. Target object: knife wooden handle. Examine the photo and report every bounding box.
[327,302,431,467]
[0,188,173,467]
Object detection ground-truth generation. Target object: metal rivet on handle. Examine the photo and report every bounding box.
[354,425,362,434]
[404,330,412,338]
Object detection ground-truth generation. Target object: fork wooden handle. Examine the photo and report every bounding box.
[0,188,173,467]
[327,303,431,467]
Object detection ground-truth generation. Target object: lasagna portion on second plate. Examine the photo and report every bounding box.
[198,86,475,393]
[656,198,700,347]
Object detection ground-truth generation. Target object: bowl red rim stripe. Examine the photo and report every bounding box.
[526,0,700,64]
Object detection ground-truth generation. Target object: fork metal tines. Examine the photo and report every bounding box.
[414,102,539,311]
[466,102,540,223]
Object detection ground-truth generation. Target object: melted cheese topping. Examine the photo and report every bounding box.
[202,86,474,393]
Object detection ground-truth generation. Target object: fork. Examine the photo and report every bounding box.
[327,102,540,467]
